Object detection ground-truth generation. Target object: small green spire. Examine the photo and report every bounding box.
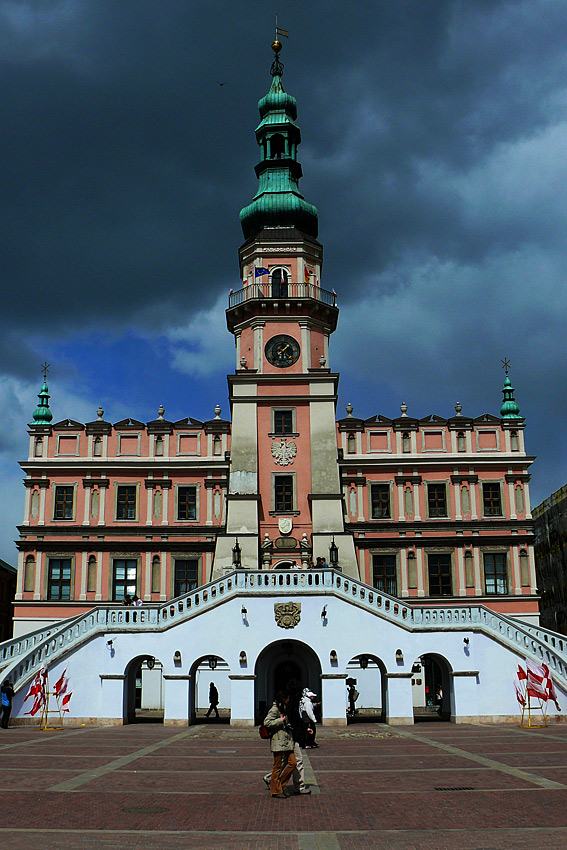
[500,361,521,419]
[31,378,53,425]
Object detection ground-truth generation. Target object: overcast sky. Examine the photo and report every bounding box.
[1,0,566,563]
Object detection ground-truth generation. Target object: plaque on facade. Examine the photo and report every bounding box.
[271,439,297,466]
[274,602,301,629]
[278,516,293,535]
[275,537,297,549]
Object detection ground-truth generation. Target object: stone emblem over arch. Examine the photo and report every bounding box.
[274,602,301,629]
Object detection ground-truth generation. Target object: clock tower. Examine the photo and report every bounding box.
[213,41,359,577]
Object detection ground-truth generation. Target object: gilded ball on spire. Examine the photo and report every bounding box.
[272,39,282,53]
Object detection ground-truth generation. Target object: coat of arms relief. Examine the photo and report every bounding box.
[274,602,301,629]
[271,438,297,466]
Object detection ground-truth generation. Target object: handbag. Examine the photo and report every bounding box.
[258,723,270,739]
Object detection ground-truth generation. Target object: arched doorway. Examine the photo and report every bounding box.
[346,654,386,723]
[124,654,164,724]
[255,639,321,724]
[412,653,452,722]
[189,654,231,725]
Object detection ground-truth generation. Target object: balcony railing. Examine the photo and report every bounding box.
[228,282,337,309]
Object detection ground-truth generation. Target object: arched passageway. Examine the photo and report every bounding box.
[412,653,452,722]
[346,654,387,723]
[255,640,322,724]
[189,654,231,725]
[123,654,164,724]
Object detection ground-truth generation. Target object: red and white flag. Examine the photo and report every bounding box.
[61,692,73,712]
[514,680,526,706]
[517,664,527,681]
[54,669,69,698]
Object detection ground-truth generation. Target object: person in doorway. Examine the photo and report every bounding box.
[300,688,318,748]
[347,682,358,717]
[264,691,297,798]
[205,682,219,719]
[263,679,311,794]
[435,684,443,716]
[1,680,15,729]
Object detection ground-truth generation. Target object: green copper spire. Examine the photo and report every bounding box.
[239,41,318,240]
[31,378,53,425]
[500,361,521,419]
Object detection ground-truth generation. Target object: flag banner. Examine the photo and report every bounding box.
[304,267,312,283]
[61,692,72,712]
[514,680,526,706]
[276,27,289,38]
[54,669,68,697]
[255,267,269,278]
[517,664,527,681]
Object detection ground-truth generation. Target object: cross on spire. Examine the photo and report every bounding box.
[501,357,511,375]
[41,362,50,381]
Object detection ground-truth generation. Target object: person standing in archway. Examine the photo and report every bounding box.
[205,682,219,719]
[264,691,297,798]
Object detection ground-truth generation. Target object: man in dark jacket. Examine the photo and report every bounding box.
[206,682,219,718]
[1,680,15,729]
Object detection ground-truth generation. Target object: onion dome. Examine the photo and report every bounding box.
[31,379,53,425]
[500,372,521,419]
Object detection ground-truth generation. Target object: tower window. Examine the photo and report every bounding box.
[270,133,285,159]
[427,554,452,596]
[483,553,508,595]
[116,486,137,520]
[93,436,102,456]
[274,475,294,512]
[112,559,137,601]
[213,435,222,455]
[155,435,164,456]
[482,483,502,517]
[34,437,43,457]
[47,558,72,601]
[270,268,288,298]
[178,486,197,521]
[347,433,356,454]
[457,431,466,452]
[511,431,519,451]
[427,484,448,518]
[402,432,411,453]
[274,410,293,435]
[371,484,391,519]
[54,486,74,520]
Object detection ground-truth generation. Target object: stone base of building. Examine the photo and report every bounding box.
[321,717,347,726]
[230,718,255,727]
[386,716,415,725]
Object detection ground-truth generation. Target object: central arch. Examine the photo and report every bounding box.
[254,639,322,724]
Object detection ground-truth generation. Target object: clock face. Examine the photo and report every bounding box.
[265,334,301,368]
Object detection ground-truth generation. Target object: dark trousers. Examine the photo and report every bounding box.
[205,703,219,718]
[1,705,11,728]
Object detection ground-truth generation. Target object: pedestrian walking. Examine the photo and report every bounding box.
[263,691,297,798]
[205,682,220,718]
[263,679,311,794]
[300,687,318,748]
[1,680,14,729]
[347,682,359,717]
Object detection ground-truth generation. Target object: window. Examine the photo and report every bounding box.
[402,432,411,453]
[274,410,293,435]
[484,553,508,594]
[483,483,502,516]
[271,268,288,298]
[427,484,447,518]
[511,431,519,451]
[87,556,97,593]
[213,435,221,455]
[48,558,72,600]
[373,554,397,595]
[178,486,197,521]
[116,486,137,520]
[457,431,466,452]
[347,433,356,454]
[155,435,164,456]
[174,559,198,596]
[54,486,74,520]
[428,554,452,595]
[24,556,35,592]
[275,475,293,512]
[93,436,102,456]
[34,437,43,457]
[112,559,137,601]
[371,484,391,519]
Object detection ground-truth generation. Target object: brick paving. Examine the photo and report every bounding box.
[1,722,567,848]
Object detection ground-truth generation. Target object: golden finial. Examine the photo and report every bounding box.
[272,39,282,53]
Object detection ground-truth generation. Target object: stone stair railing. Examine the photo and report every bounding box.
[3,569,567,695]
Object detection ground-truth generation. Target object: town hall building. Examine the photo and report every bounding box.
[3,41,564,728]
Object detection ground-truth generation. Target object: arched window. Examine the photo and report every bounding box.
[87,556,97,593]
[213,435,221,456]
[155,435,164,456]
[93,436,102,457]
[402,432,411,453]
[151,556,161,594]
[271,268,288,298]
[457,431,466,452]
[34,437,43,457]
[511,431,519,451]
[347,433,356,454]
[24,555,35,592]
[271,133,285,159]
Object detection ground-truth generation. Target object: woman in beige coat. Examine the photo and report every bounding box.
[264,691,298,798]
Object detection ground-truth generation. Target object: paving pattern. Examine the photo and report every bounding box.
[1,720,567,848]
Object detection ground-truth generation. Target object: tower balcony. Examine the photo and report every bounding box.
[227,281,339,332]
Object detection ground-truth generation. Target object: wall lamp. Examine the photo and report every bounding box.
[239,650,247,664]
[463,637,470,645]
[321,605,327,620]
[359,655,369,670]
[395,649,404,663]
[106,640,113,649]
[329,537,339,568]
[173,650,182,665]
[241,605,248,619]
[208,656,218,670]
[330,649,338,665]
[232,538,242,568]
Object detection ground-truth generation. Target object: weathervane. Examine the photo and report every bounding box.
[41,362,50,381]
[501,357,511,375]
[271,13,288,76]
